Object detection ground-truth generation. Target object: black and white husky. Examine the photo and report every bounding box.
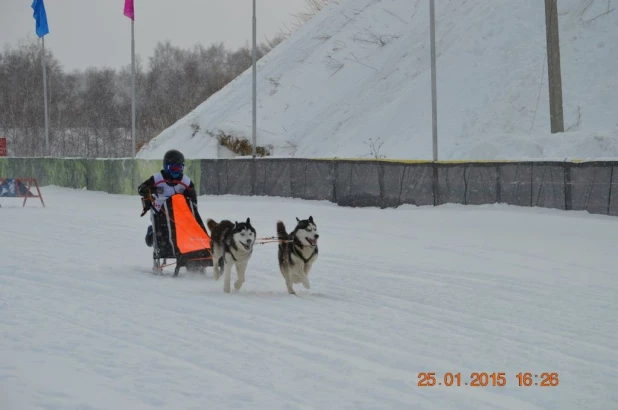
[206,218,256,293]
[277,216,319,295]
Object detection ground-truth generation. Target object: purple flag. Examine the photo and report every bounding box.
[124,0,134,20]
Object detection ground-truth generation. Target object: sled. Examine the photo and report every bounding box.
[148,193,223,276]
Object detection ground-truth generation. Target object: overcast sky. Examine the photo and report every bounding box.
[1,0,307,71]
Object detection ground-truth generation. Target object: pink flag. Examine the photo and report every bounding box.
[124,0,134,20]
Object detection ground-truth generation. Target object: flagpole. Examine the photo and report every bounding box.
[131,18,136,157]
[251,0,257,159]
[32,0,50,156]
[42,36,50,156]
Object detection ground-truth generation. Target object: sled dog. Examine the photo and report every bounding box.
[207,218,256,293]
[277,216,319,295]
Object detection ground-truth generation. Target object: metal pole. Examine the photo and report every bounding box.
[429,0,438,161]
[544,0,564,133]
[252,0,257,159]
[42,36,50,156]
[131,19,137,157]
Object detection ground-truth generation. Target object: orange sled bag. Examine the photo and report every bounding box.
[150,193,214,276]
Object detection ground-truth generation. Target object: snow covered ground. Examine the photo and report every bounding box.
[1,186,617,409]
[137,0,618,161]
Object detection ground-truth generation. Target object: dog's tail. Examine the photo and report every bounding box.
[206,218,218,235]
[276,220,288,238]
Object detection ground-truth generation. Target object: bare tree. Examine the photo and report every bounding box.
[260,33,287,54]
[290,0,330,31]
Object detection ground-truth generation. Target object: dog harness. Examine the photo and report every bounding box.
[293,243,317,264]
[224,242,238,262]
[225,244,253,262]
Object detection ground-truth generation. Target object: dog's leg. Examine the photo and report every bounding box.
[212,246,221,281]
[301,263,312,289]
[280,266,295,295]
[234,261,247,290]
[223,256,233,293]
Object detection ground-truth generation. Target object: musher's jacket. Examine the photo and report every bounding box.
[138,170,197,212]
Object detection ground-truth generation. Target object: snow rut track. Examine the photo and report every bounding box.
[1,272,421,408]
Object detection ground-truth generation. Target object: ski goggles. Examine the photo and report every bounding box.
[165,163,184,173]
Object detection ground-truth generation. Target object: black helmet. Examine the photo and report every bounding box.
[163,149,185,166]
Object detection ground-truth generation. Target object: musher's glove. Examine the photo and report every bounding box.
[140,197,152,217]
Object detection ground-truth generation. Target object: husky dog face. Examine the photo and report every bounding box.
[232,218,256,251]
[295,216,319,247]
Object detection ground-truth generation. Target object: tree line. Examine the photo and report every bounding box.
[0,38,285,158]
[0,0,328,158]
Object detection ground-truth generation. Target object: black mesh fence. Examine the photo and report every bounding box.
[225,160,255,196]
[197,159,618,216]
[498,163,533,207]
[610,165,618,217]
[2,158,617,216]
[465,164,500,205]
[570,162,615,215]
[531,163,567,210]
[398,164,435,206]
[255,160,292,197]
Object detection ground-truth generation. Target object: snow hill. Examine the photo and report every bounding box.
[137,0,618,161]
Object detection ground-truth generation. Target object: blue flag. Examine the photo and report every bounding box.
[32,0,49,38]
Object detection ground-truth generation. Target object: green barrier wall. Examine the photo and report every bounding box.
[0,158,201,196]
[1,158,616,216]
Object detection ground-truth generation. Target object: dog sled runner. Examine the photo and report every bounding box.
[148,194,223,276]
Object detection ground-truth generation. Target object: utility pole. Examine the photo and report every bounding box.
[429,0,438,160]
[544,0,564,133]
[252,0,257,158]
